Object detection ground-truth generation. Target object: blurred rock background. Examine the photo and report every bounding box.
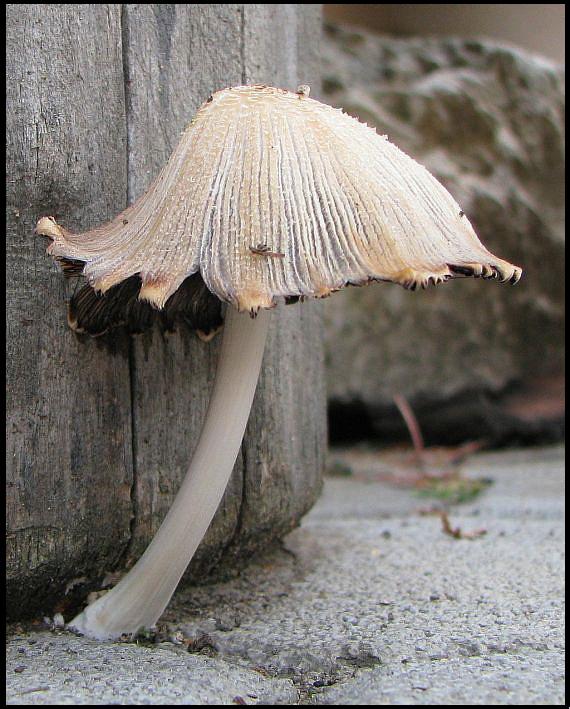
[321,5,565,447]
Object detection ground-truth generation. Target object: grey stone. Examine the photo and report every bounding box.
[6,633,299,705]
[321,25,565,445]
[6,446,564,705]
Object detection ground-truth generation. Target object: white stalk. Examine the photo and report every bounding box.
[69,307,270,640]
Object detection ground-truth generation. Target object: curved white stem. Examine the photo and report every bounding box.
[69,307,270,640]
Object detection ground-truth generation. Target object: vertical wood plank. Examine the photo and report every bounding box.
[6,4,326,617]
[6,4,133,616]
[122,4,326,579]
[226,4,326,565]
[120,3,246,567]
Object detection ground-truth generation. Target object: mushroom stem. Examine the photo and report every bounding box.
[68,306,271,640]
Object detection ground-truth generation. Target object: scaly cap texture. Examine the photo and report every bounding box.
[37,84,521,325]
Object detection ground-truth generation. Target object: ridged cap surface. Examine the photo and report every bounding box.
[38,84,521,318]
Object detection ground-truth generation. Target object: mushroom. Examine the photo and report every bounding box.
[36,84,522,640]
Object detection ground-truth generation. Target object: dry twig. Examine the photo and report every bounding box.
[439,511,487,540]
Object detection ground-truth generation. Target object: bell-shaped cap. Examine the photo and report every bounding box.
[37,84,521,325]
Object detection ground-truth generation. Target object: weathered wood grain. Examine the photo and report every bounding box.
[122,4,326,580]
[6,4,133,617]
[120,3,246,570]
[223,3,326,572]
[6,3,325,617]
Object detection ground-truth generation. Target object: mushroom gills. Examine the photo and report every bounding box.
[68,272,222,338]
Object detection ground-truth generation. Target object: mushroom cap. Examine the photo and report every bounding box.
[38,84,521,325]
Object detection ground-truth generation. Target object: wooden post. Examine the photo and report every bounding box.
[6,4,325,619]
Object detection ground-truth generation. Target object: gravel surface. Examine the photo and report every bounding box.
[6,445,565,705]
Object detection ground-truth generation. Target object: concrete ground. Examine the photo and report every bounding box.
[6,445,565,705]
